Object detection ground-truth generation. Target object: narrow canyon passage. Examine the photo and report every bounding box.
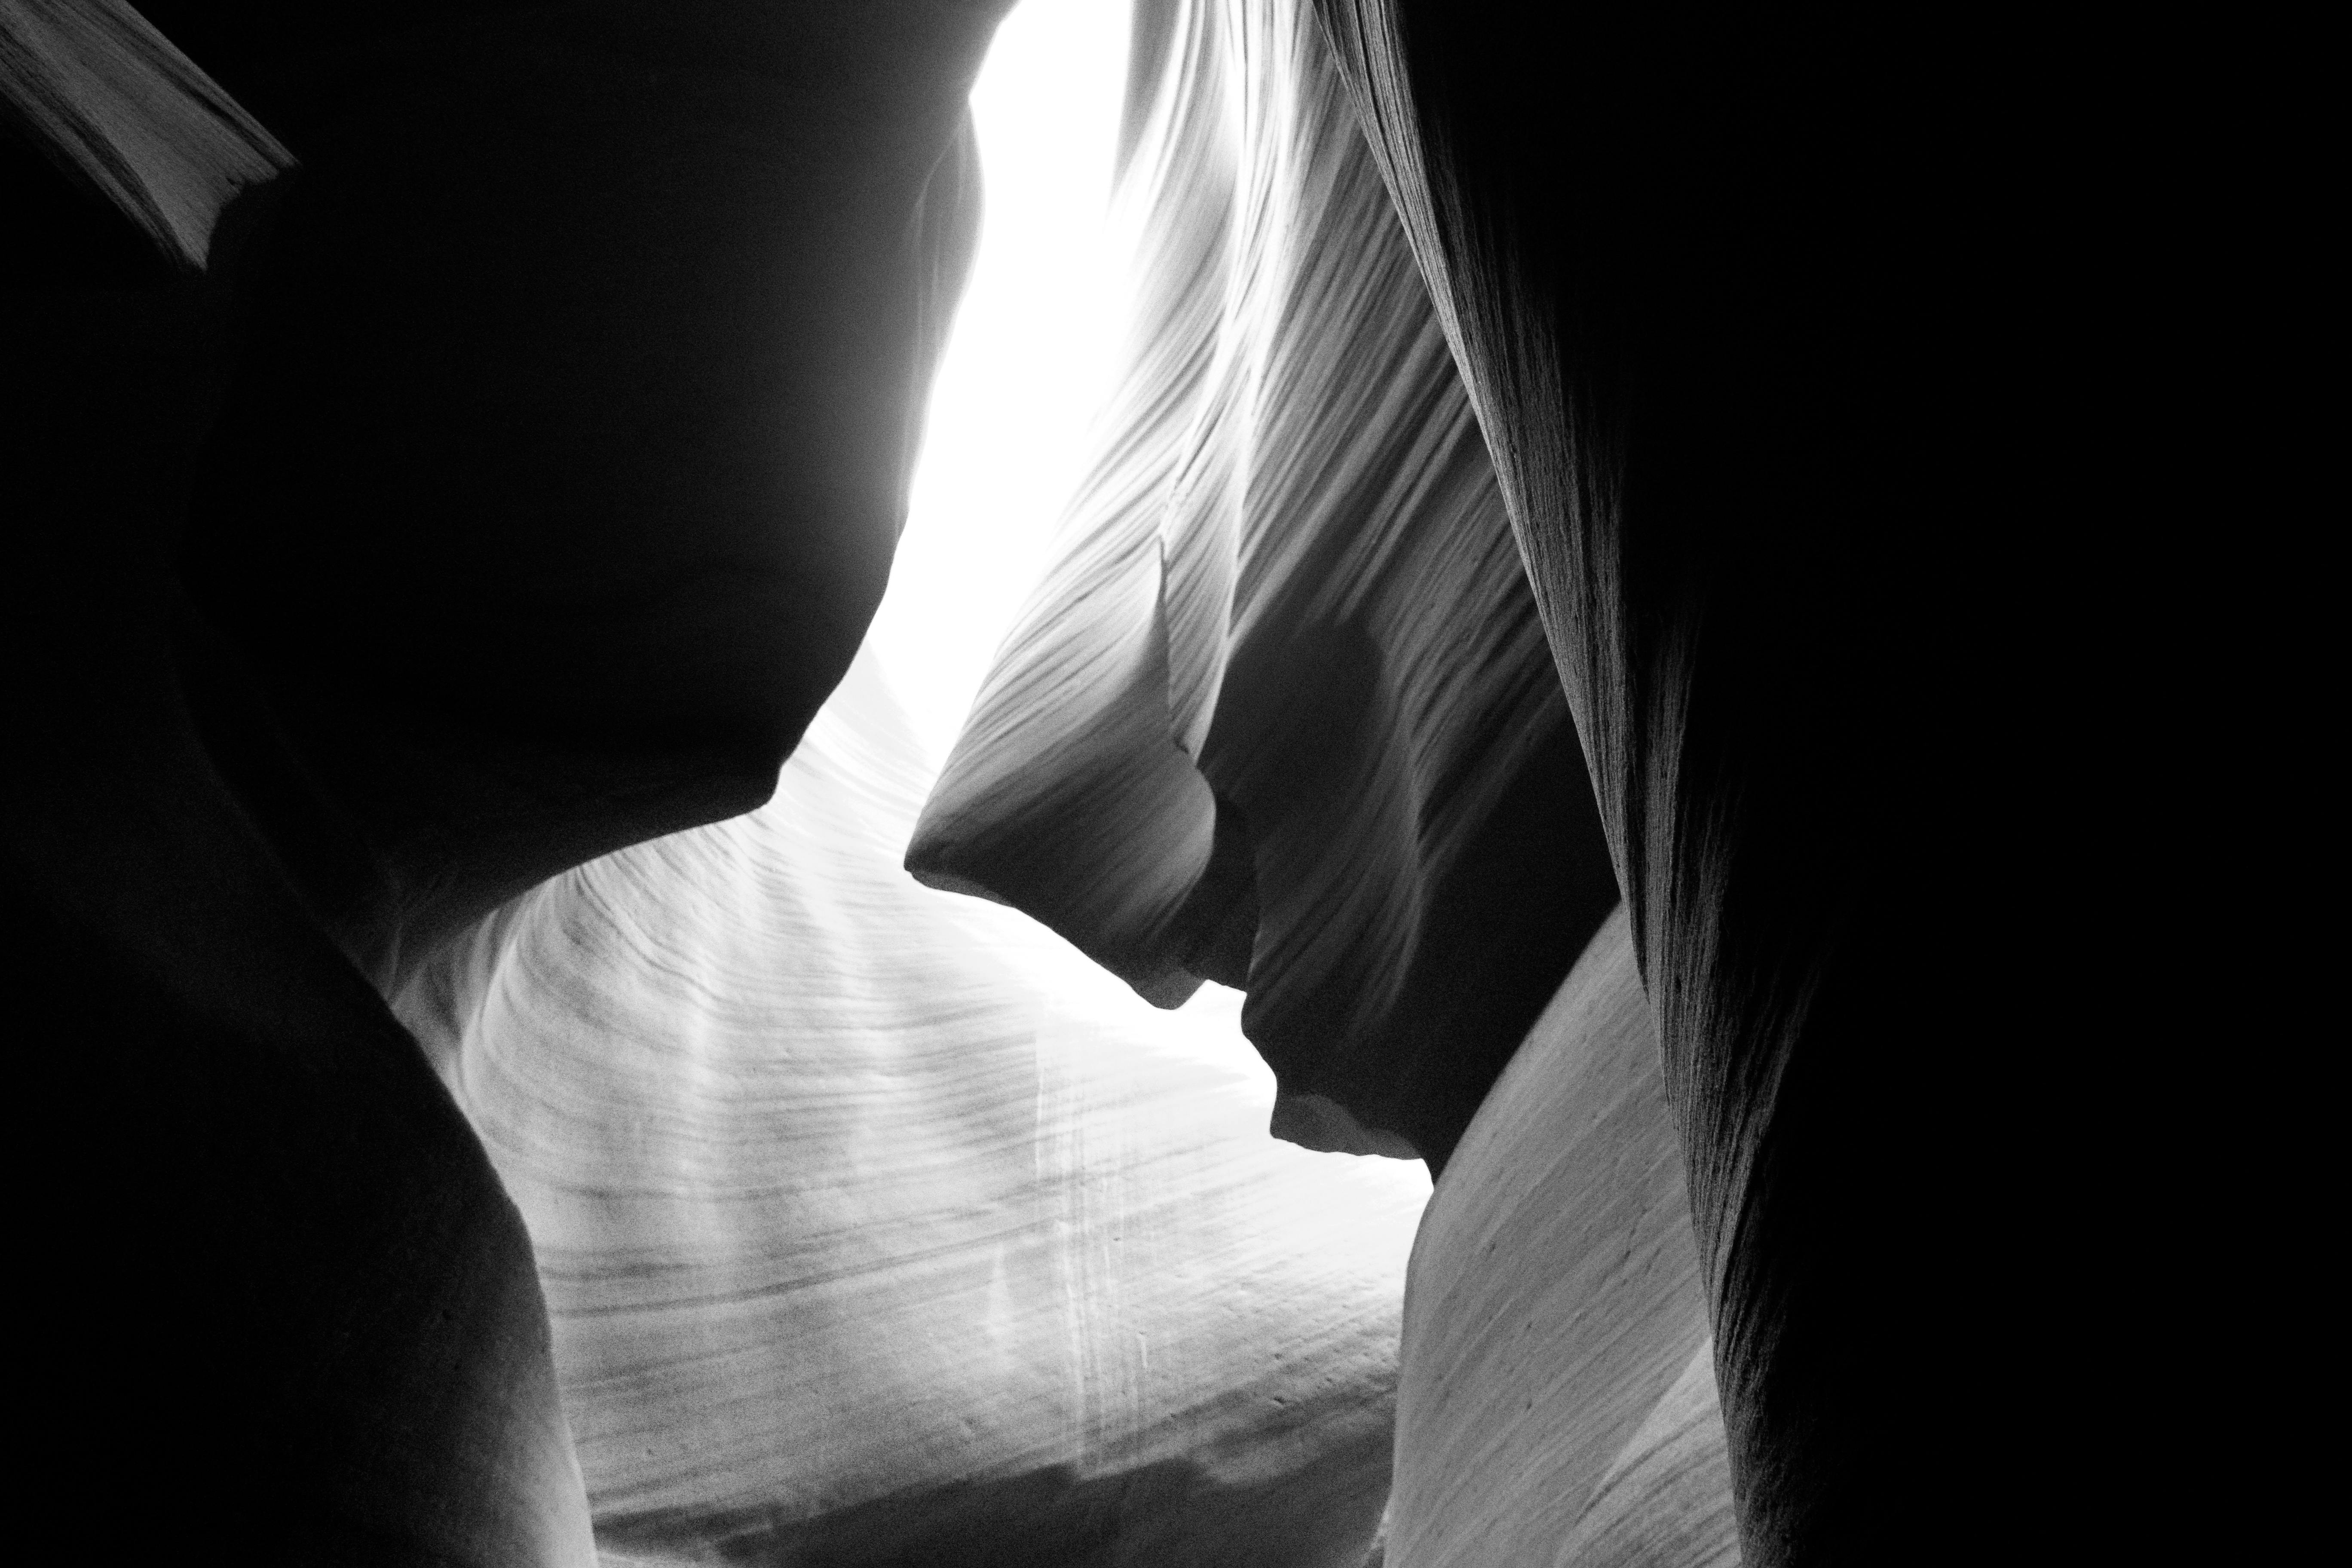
[399,6,1444,1558]
[4,0,2156,1562]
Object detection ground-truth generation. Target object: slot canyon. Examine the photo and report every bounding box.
[6,1,2177,1564]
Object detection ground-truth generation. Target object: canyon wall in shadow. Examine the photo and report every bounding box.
[5,0,2124,1562]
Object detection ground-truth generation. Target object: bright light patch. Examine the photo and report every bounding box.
[860,0,1271,1084]
[860,2,1427,1194]
[864,0,1132,770]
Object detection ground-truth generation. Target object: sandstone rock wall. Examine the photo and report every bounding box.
[908,0,1620,1170]
[1314,2,2055,1558]
[6,1,2113,1562]
[1393,908,1733,1568]
[400,649,1430,1566]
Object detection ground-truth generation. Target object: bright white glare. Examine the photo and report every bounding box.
[865,0,1132,772]
[858,1,1427,1196]
[863,0,1261,1072]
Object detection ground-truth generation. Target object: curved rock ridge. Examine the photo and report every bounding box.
[906,0,1617,1167]
[1387,905,1734,1568]
[0,0,293,269]
[1311,3,2067,1558]
[6,4,1002,1560]
[398,646,1431,1568]
[165,0,1006,995]
[7,7,592,1559]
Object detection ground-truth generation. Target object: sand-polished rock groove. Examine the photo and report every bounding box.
[1313,1,2086,1558]
[397,649,1432,1568]
[1393,908,1736,1568]
[11,0,2145,1561]
[907,0,1619,1170]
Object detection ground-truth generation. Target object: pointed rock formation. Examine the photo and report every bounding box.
[907,0,1617,1169]
[1391,907,1734,1568]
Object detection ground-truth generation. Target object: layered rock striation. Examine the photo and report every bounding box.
[907,0,1618,1170]
[400,649,1429,1567]
[1313,2,2065,1559]
[6,0,2117,1562]
[5,3,1007,1560]
[1392,908,1734,1568]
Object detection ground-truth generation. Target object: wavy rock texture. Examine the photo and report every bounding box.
[398,647,1431,1568]
[1312,3,2052,1559]
[1558,1343,1740,1568]
[0,0,292,267]
[907,0,1617,1168]
[1392,907,1734,1568]
[5,4,1005,1561]
[12,1,2017,1563]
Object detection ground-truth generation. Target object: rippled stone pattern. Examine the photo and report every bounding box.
[908,0,1617,1167]
[168,0,1005,995]
[8,2,1891,1563]
[0,0,291,266]
[1392,907,1735,1568]
[1314,3,2043,1559]
[399,649,1431,1567]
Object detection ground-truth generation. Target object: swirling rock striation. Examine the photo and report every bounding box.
[1390,906,1735,1568]
[1312,1,2081,1559]
[400,649,1430,1567]
[0,0,292,267]
[6,7,592,1561]
[9,0,2072,1562]
[5,4,1004,1560]
[907,0,1617,1169]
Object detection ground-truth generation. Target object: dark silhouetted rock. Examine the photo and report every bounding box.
[5,4,1006,1560]
[168,0,1004,991]
[1315,2,2057,1559]
[8,0,2136,1562]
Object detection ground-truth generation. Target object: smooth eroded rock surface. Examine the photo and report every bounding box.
[399,649,1431,1567]
[907,0,1616,1169]
[166,0,1007,992]
[1314,2,2037,1556]
[5,4,1005,1559]
[1391,906,1734,1568]
[6,12,591,1553]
